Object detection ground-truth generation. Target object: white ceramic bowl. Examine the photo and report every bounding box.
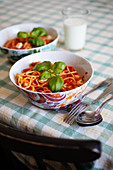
[9,51,93,109]
[0,23,59,63]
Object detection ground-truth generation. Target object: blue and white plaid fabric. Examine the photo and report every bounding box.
[0,0,113,169]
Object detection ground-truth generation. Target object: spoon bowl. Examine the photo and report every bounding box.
[76,94,113,126]
[76,111,103,126]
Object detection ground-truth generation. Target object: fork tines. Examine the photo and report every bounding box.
[63,100,80,120]
[63,103,87,125]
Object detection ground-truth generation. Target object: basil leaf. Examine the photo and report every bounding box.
[28,38,36,45]
[33,61,52,71]
[52,61,66,74]
[30,28,40,38]
[35,37,44,46]
[38,27,47,36]
[49,76,64,92]
[40,71,53,80]
[27,32,30,37]
[31,27,47,38]
[17,32,28,38]
[28,37,44,47]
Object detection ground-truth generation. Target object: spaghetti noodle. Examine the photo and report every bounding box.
[16,62,84,93]
[4,35,54,50]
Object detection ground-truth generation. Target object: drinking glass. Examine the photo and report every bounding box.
[61,7,89,51]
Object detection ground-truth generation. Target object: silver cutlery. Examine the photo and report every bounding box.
[76,94,113,126]
[63,78,113,124]
[59,78,113,114]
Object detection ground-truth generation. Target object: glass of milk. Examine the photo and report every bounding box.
[62,7,89,51]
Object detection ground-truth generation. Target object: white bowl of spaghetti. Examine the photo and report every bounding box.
[9,51,93,110]
[0,23,59,63]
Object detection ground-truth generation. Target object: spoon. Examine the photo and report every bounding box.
[76,94,113,126]
[58,78,113,113]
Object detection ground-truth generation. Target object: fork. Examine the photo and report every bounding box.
[59,78,113,113]
[63,80,113,125]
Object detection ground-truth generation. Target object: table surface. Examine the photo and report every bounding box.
[0,0,113,169]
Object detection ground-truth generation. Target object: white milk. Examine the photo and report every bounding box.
[64,18,87,50]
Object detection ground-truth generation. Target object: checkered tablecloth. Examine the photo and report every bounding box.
[0,0,113,169]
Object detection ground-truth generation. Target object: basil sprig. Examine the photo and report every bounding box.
[33,61,66,92]
[17,27,47,47]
